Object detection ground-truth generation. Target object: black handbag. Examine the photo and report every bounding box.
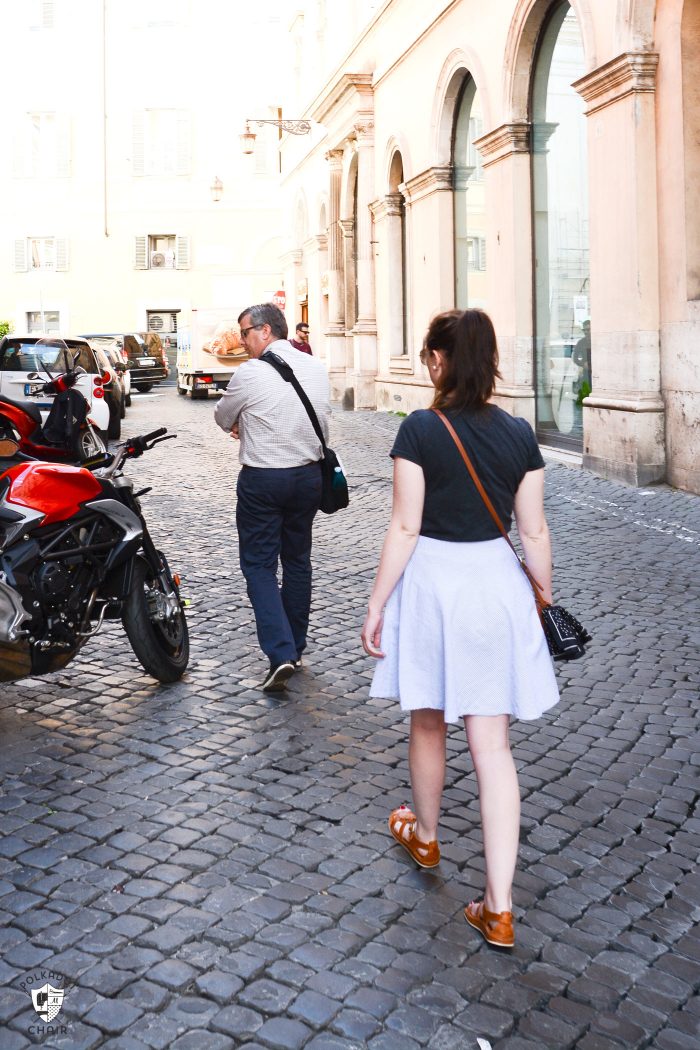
[433,409,591,662]
[261,351,349,514]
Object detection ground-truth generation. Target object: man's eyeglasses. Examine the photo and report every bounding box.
[300,329,310,336]
[240,324,263,338]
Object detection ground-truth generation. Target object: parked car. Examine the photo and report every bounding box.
[80,333,168,392]
[0,335,110,435]
[91,345,126,439]
[86,337,132,407]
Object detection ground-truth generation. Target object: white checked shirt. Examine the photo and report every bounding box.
[214,340,331,468]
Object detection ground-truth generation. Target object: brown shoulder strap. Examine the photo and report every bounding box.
[432,408,548,611]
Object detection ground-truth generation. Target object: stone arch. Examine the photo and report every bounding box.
[614,0,657,51]
[340,149,358,222]
[318,198,328,236]
[383,134,412,190]
[433,48,490,166]
[504,0,597,120]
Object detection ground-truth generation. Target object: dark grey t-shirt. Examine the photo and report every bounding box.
[391,406,544,542]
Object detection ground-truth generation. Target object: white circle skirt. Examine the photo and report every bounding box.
[370,536,560,723]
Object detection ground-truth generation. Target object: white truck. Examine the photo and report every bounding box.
[176,308,248,399]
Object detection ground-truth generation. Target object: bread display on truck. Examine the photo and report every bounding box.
[176,308,248,399]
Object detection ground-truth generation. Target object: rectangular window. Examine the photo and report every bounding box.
[28,0,54,29]
[467,236,486,272]
[134,234,190,270]
[17,112,70,177]
[30,237,56,271]
[150,235,176,269]
[26,311,60,335]
[133,110,191,176]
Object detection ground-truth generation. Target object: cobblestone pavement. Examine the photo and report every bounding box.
[1,389,699,1050]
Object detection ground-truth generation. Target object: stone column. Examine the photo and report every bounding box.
[351,120,378,410]
[279,248,303,335]
[325,148,346,401]
[474,122,535,423]
[370,193,405,373]
[574,51,665,485]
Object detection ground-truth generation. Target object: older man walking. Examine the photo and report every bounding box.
[214,303,331,691]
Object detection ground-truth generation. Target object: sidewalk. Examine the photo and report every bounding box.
[0,392,698,1049]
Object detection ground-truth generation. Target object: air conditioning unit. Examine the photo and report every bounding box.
[148,313,169,331]
[150,251,166,268]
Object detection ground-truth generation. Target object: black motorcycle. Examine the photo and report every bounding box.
[0,428,189,684]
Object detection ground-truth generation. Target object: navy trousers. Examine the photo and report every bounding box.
[236,463,322,666]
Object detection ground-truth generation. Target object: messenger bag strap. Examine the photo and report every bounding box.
[432,408,548,612]
[260,350,328,453]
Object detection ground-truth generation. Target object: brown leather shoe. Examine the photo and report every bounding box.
[464,901,514,948]
[388,806,440,868]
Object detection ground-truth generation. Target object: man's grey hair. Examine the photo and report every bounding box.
[237,303,288,340]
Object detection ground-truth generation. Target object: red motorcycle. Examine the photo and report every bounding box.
[0,344,107,465]
[0,427,189,684]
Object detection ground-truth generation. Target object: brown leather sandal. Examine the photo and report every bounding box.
[388,806,440,868]
[464,901,514,948]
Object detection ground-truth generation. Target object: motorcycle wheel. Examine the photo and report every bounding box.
[79,427,107,461]
[122,555,189,683]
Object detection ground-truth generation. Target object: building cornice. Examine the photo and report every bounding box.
[573,51,658,115]
[370,193,403,221]
[402,166,452,205]
[312,73,374,128]
[474,123,530,168]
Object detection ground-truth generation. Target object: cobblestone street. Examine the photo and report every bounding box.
[1,388,699,1050]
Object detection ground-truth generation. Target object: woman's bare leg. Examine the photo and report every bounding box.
[407,708,447,842]
[465,714,520,912]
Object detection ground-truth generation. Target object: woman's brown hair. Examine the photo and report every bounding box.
[421,308,502,411]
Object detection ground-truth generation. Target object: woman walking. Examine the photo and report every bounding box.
[361,308,559,949]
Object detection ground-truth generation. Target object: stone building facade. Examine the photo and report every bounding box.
[277,0,699,494]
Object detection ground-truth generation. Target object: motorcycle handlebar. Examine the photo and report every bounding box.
[124,428,172,458]
[143,427,168,443]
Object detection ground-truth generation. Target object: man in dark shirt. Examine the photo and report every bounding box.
[290,323,312,355]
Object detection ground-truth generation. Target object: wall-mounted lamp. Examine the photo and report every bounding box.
[240,118,312,155]
[210,176,224,202]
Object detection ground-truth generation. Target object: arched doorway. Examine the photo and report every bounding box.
[388,151,409,354]
[531,1,589,449]
[453,77,487,309]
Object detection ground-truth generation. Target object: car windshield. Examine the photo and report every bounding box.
[0,338,69,373]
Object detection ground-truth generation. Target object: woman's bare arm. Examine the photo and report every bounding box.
[513,468,553,605]
[361,457,424,657]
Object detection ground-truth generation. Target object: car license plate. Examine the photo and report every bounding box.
[137,357,156,366]
[24,382,45,396]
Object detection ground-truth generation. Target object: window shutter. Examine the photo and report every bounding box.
[134,235,148,269]
[175,111,191,175]
[56,115,71,176]
[55,238,69,271]
[132,112,146,176]
[14,239,28,272]
[13,118,29,178]
[175,235,190,270]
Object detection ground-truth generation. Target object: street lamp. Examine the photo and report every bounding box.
[240,118,312,155]
[210,175,224,202]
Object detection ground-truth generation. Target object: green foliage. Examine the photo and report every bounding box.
[0,320,14,338]
[391,410,408,418]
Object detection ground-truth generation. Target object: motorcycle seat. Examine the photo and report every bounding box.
[0,393,43,427]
